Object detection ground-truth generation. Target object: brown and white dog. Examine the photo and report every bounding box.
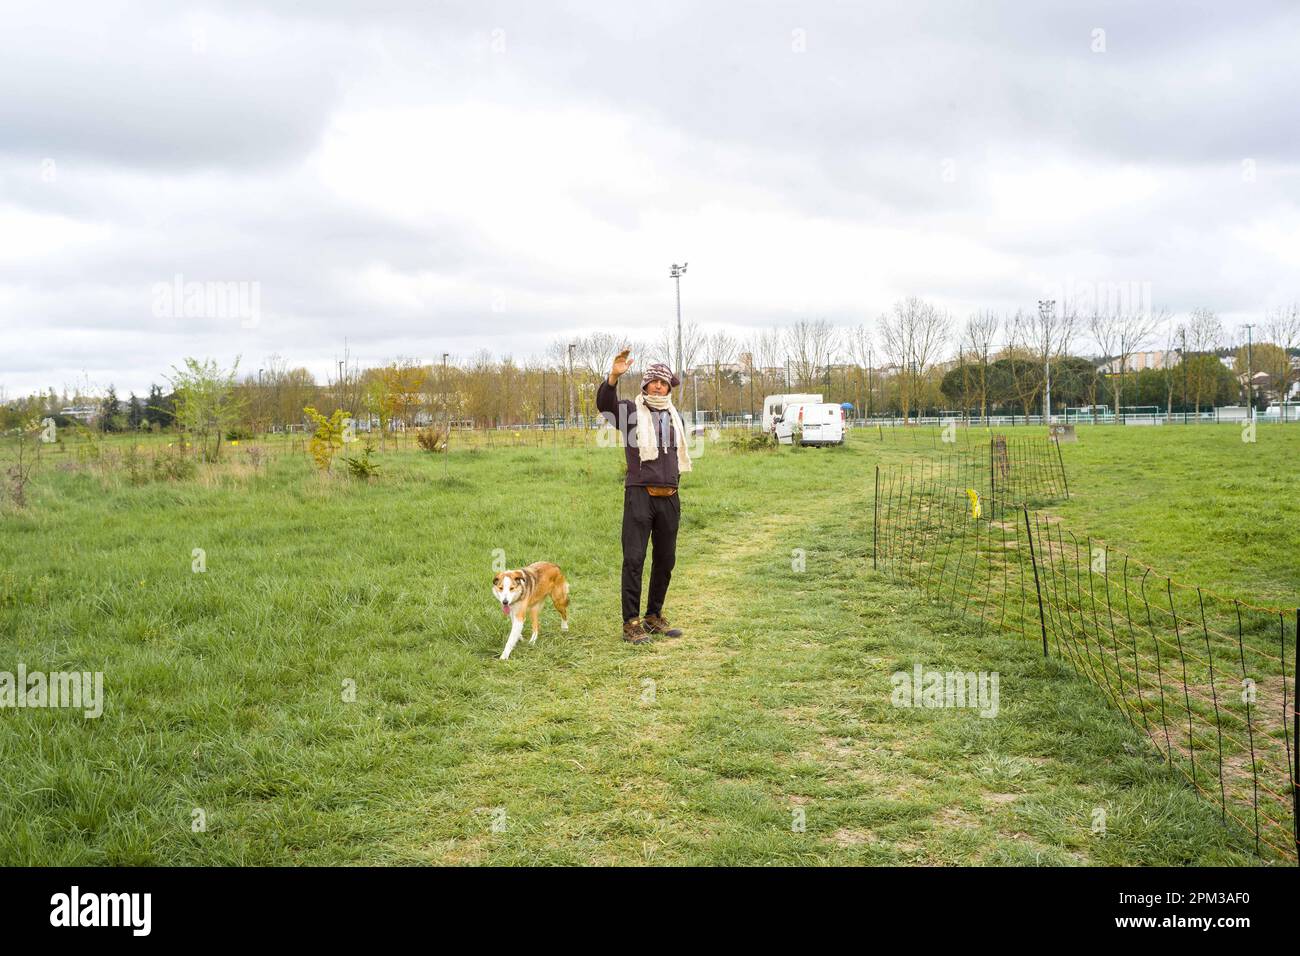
[491,562,570,660]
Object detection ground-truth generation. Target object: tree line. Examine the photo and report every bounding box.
[3,300,1297,433]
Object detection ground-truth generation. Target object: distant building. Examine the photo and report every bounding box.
[1097,350,1182,374]
[59,405,99,424]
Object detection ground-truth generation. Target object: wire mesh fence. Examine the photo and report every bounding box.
[872,464,1299,864]
[877,433,1069,517]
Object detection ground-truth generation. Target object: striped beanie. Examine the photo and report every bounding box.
[641,362,681,391]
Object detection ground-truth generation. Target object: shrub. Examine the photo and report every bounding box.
[3,419,42,507]
[416,427,447,453]
[728,430,777,452]
[303,406,347,472]
[152,443,197,481]
[124,443,150,486]
[168,357,245,462]
[341,440,380,480]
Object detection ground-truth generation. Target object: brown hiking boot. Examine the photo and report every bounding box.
[642,613,683,638]
[622,618,650,644]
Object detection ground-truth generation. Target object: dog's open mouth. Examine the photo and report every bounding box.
[501,601,510,617]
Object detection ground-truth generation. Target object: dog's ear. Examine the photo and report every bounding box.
[492,572,502,588]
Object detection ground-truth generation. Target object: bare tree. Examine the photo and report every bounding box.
[963,310,999,422]
[846,322,876,419]
[784,319,839,392]
[1160,318,1185,423]
[754,326,785,392]
[703,330,738,421]
[1089,307,1166,419]
[1005,311,1043,422]
[574,332,622,379]
[1263,303,1300,419]
[1186,308,1224,419]
[659,318,707,415]
[879,297,948,423]
[1025,300,1078,423]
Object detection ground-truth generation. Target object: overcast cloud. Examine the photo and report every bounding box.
[2,0,1298,397]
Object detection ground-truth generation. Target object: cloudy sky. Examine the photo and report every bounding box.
[2,0,1297,398]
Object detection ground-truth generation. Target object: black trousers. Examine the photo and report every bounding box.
[621,485,681,622]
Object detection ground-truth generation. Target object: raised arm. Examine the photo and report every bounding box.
[597,347,635,416]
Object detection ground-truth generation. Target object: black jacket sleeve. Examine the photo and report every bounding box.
[597,378,628,427]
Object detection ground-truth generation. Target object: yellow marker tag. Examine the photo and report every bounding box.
[966,488,981,520]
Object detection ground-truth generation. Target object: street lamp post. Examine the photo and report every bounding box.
[567,342,576,427]
[867,348,873,420]
[1244,323,1255,421]
[441,352,450,476]
[1181,327,1188,424]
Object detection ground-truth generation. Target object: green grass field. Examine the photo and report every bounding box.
[1,424,1296,865]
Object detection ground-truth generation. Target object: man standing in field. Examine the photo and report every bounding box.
[597,348,692,645]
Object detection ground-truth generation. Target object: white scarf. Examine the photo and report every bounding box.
[633,391,693,473]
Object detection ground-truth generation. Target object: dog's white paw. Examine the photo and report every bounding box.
[561,620,569,631]
[529,634,538,643]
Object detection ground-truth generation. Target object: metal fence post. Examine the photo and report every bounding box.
[873,465,880,570]
[1054,432,1069,499]
[1023,504,1049,658]
[989,437,995,519]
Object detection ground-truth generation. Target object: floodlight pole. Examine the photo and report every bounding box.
[670,262,688,423]
[1038,299,1055,425]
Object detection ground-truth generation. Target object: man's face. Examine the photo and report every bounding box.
[645,379,670,397]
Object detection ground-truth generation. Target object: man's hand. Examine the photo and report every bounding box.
[609,348,633,386]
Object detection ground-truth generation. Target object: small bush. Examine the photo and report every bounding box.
[303,406,347,472]
[728,430,777,452]
[341,440,380,480]
[152,444,197,482]
[416,428,447,453]
[124,443,150,486]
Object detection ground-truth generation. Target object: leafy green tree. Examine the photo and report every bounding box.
[145,384,169,428]
[1235,342,1288,408]
[100,385,121,432]
[1047,356,1099,410]
[127,393,145,430]
[167,358,246,462]
[303,406,347,472]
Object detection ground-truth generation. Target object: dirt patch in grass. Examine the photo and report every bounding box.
[831,827,877,847]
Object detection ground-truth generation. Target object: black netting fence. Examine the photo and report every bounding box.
[873,465,1298,863]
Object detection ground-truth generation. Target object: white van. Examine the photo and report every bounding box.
[774,402,845,446]
[762,393,822,432]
